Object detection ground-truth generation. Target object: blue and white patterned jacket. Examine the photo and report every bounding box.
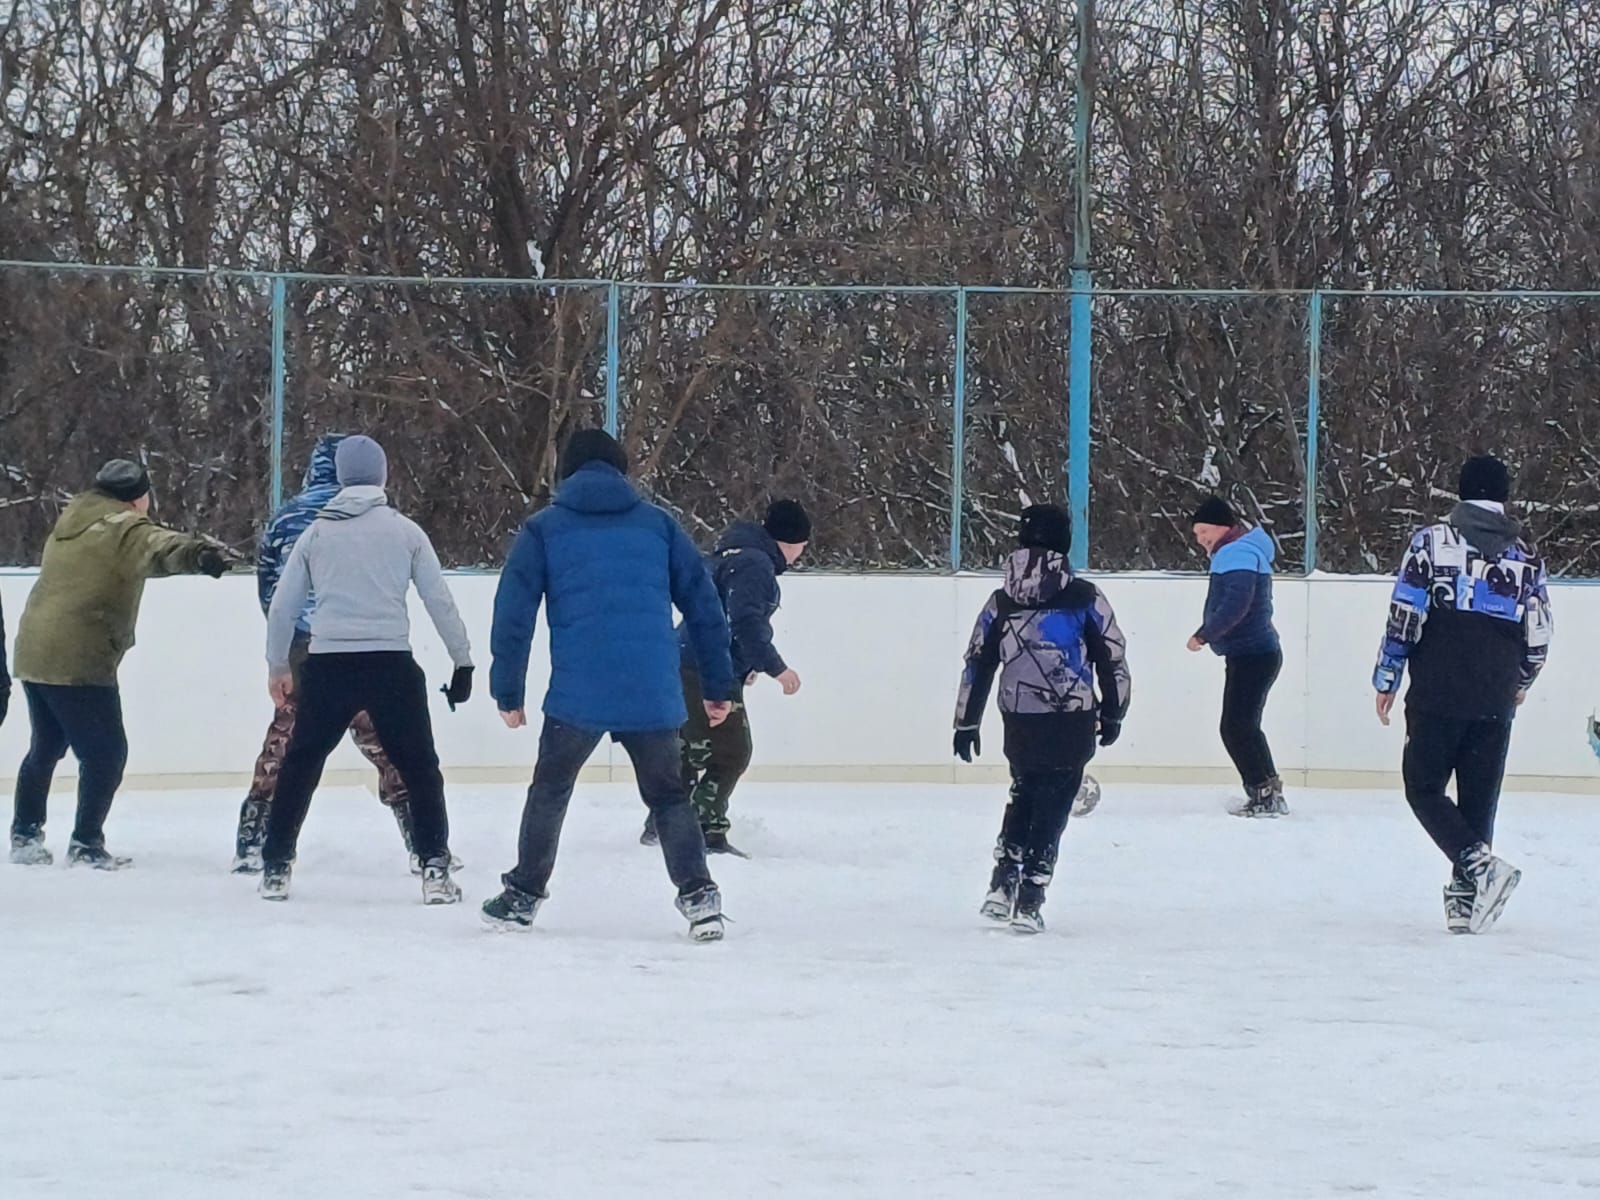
[1374,502,1552,720]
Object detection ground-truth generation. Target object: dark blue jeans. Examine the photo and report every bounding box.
[506,717,714,899]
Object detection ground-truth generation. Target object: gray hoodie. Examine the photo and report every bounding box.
[265,486,473,672]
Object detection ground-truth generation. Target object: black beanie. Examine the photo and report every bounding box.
[1459,455,1510,503]
[1018,504,1072,555]
[1191,496,1238,528]
[94,459,151,503]
[764,499,812,544]
[559,429,628,481]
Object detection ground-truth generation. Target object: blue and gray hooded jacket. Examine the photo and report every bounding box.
[1194,525,1280,658]
[256,434,347,631]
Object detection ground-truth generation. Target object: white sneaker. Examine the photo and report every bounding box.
[259,863,292,900]
[420,861,463,905]
[10,832,52,866]
[677,884,724,942]
[1459,845,1520,934]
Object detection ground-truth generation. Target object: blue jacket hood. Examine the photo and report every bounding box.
[302,434,346,492]
[554,463,644,516]
[1211,525,1276,574]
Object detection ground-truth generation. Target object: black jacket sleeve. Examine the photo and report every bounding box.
[721,551,786,677]
[0,589,10,695]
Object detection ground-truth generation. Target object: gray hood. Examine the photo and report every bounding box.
[318,485,390,522]
[1448,502,1521,561]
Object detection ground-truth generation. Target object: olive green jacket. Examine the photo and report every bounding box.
[13,492,211,687]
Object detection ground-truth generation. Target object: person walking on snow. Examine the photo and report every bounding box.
[640,499,812,857]
[9,460,232,867]
[232,433,434,876]
[258,436,473,904]
[1187,497,1285,817]
[482,429,736,941]
[1374,455,1551,935]
[953,505,1131,934]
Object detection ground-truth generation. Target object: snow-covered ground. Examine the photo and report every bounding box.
[2,781,1597,1199]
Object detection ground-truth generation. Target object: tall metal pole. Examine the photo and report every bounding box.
[1304,290,1323,575]
[1067,0,1095,571]
[269,275,287,512]
[605,282,620,436]
[951,287,968,571]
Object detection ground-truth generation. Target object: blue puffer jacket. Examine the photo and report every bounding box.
[490,463,734,733]
[1196,525,1280,658]
[257,434,347,630]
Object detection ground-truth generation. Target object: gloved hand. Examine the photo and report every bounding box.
[197,546,231,578]
[953,728,981,763]
[1098,720,1122,748]
[440,666,474,711]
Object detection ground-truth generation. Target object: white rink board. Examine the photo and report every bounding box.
[2,569,1596,788]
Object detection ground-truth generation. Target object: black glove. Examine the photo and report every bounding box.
[1098,719,1122,748]
[440,666,474,711]
[953,728,981,763]
[197,546,230,578]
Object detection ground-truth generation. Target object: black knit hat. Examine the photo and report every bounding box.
[93,459,151,503]
[1459,455,1510,503]
[559,429,628,481]
[764,499,812,545]
[1018,504,1071,555]
[1191,496,1238,528]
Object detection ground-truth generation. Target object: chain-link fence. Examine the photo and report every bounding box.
[3,263,1596,574]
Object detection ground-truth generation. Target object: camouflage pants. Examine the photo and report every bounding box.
[679,665,751,836]
[235,640,408,854]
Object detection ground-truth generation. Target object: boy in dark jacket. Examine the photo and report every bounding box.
[232,433,418,875]
[482,430,736,942]
[641,500,810,856]
[1187,497,1285,817]
[953,506,1131,934]
[1374,456,1552,934]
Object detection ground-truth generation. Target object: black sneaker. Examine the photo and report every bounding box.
[1443,875,1474,935]
[1229,777,1287,818]
[65,840,132,870]
[481,885,542,931]
[232,798,266,874]
[703,831,750,858]
[640,815,659,846]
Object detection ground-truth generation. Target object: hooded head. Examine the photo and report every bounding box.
[1459,455,1511,504]
[304,434,349,490]
[1017,505,1071,556]
[559,429,628,481]
[94,459,151,505]
[335,435,387,488]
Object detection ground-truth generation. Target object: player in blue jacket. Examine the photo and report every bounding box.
[1187,497,1285,817]
[481,430,735,941]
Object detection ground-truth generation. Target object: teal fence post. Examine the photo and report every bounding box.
[1068,271,1092,570]
[605,282,620,436]
[951,287,967,572]
[269,274,287,512]
[1304,289,1322,575]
